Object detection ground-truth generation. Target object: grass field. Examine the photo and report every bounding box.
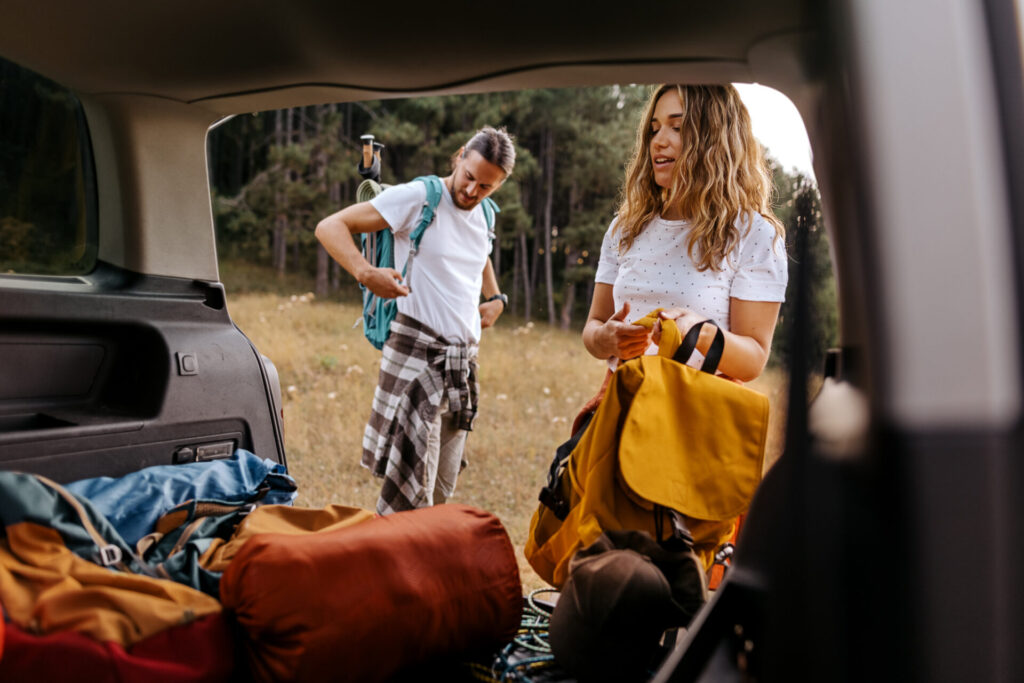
[224,265,788,591]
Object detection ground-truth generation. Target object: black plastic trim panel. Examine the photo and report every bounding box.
[0,262,286,481]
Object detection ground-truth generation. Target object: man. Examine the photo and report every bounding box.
[315,126,515,514]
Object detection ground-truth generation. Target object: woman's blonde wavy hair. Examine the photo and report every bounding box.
[617,84,784,271]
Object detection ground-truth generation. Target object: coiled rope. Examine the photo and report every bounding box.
[469,588,561,683]
[356,179,384,203]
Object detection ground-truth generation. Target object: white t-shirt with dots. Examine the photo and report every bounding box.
[595,213,788,366]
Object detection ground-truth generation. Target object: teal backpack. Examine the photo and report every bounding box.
[358,174,498,350]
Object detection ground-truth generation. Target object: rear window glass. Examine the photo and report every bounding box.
[0,56,97,276]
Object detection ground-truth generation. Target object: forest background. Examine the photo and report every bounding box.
[210,85,834,589]
[208,84,836,371]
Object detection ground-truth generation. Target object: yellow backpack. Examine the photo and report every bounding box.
[524,312,770,587]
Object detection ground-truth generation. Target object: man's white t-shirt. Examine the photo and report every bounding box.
[371,180,492,343]
[595,213,788,366]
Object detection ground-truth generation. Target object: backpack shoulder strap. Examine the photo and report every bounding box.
[481,197,500,230]
[409,175,444,250]
[481,197,500,241]
[407,175,498,247]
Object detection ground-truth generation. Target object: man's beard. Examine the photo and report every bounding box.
[447,177,479,210]
[452,190,479,210]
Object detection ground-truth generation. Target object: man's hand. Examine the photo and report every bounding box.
[479,259,503,329]
[479,299,504,328]
[358,266,410,298]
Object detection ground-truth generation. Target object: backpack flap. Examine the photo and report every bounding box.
[616,314,770,521]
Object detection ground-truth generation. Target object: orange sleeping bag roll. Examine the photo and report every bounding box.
[220,503,522,683]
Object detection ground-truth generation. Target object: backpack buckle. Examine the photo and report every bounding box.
[538,485,570,521]
[95,544,123,567]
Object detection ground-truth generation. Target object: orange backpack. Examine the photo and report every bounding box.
[525,312,770,587]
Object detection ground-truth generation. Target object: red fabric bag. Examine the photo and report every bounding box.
[0,612,234,683]
[220,503,522,683]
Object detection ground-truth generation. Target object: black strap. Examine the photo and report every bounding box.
[654,505,696,550]
[673,319,725,374]
[538,409,596,521]
[357,154,381,183]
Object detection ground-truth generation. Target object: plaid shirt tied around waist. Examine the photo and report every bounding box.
[362,313,480,514]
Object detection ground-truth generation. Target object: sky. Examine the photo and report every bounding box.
[734,83,815,178]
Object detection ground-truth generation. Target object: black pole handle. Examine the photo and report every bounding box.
[358,134,382,182]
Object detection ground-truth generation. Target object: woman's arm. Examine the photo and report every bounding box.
[582,283,652,360]
[660,298,781,382]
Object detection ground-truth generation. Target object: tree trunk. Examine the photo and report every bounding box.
[272,109,288,277]
[273,214,288,276]
[289,108,309,275]
[331,261,342,292]
[315,105,331,299]
[330,104,349,293]
[530,232,541,314]
[231,131,244,194]
[324,175,343,296]
[247,124,259,188]
[542,128,556,326]
[559,179,581,330]
[493,225,501,279]
[560,278,576,330]
[511,228,520,316]
[333,177,352,292]
[520,229,533,322]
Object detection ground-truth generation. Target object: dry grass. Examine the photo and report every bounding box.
[228,289,788,592]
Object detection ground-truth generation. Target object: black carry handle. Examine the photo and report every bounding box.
[673,319,725,374]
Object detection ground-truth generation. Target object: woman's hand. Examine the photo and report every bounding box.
[593,302,652,360]
[655,300,782,382]
[583,285,654,361]
[653,307,705,345]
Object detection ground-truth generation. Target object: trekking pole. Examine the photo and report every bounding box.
[354,134,389,328]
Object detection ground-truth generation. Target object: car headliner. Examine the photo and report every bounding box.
[0,0,812,113]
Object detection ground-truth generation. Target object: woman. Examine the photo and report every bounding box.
[524,84,786,590]
[583,84,788,380]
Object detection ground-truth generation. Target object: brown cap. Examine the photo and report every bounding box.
[549,530,707,682]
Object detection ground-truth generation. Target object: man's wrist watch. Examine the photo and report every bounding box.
[484,293,508,309]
